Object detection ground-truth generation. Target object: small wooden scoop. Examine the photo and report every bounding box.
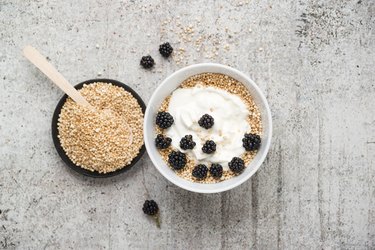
[23,45,133,145]
[23,45,94,109]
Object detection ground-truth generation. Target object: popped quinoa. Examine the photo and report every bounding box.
[58,82,144,173]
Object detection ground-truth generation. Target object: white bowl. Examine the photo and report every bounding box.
[144,63,272,193]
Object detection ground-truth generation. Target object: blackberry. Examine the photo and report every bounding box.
[142,200,159,216]
[142,200,161,228]
[155,134,172,149]
[242,133,261,151]
[202,140,216,154]
[209,164,223,178]
[168,151,187,170]
[156,112,174,129]
[192,164,208,180]
[198,114,214,129]
[159,42,173,57]
[140,55,155,69]
[179,135,196,150]
[228,157,245,173]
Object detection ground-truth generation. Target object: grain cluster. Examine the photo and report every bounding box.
[58,82,144,173]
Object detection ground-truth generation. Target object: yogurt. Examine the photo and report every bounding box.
[166,85,250,169]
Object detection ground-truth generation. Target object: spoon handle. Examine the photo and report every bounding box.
[23,45,93,108]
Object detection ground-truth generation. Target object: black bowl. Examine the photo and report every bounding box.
[51,78,146,178]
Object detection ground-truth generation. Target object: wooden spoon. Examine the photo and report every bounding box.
[23,45,133,145]
[23,45,94,109]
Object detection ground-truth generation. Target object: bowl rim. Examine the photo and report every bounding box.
[144,63,272,193]
[51,78,146,178]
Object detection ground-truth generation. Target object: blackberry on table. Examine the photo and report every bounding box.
[179,135,196,150]
[155,134,172,149]
[140,55,155,69]
[202,140,216,154]
[159,42,173,57]
[209,164,223,178]
[242,133,261,151]
[156,111,174,129]
[142,200,159,216]
[198,114,214,129]
[142,200,161,228]
[168,151,187,170]
[192,164,208,180]
[228,157,245,174]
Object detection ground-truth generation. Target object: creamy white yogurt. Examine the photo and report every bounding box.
[166,85,250,169]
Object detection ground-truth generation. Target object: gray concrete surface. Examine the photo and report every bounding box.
[0,0,374,249]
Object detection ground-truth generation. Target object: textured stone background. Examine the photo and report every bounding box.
[0,0,374,249]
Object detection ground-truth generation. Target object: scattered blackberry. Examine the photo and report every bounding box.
[140,55,155,69]
[198,114,214,129]
[179,135,196,150]
[192,164,208,180]
[242,133,261,151]
[202,140,216,154]
[168,151,187,170]
[156,112,174,129]
[155,134,172,149]
[209,164,223,178]
[159,42,173,57]
[228,157,245,173]
[142,200,159,215]
[142,200,161,228]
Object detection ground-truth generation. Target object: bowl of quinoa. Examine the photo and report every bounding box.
[144,63,272,193]
[52,79,146,177]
